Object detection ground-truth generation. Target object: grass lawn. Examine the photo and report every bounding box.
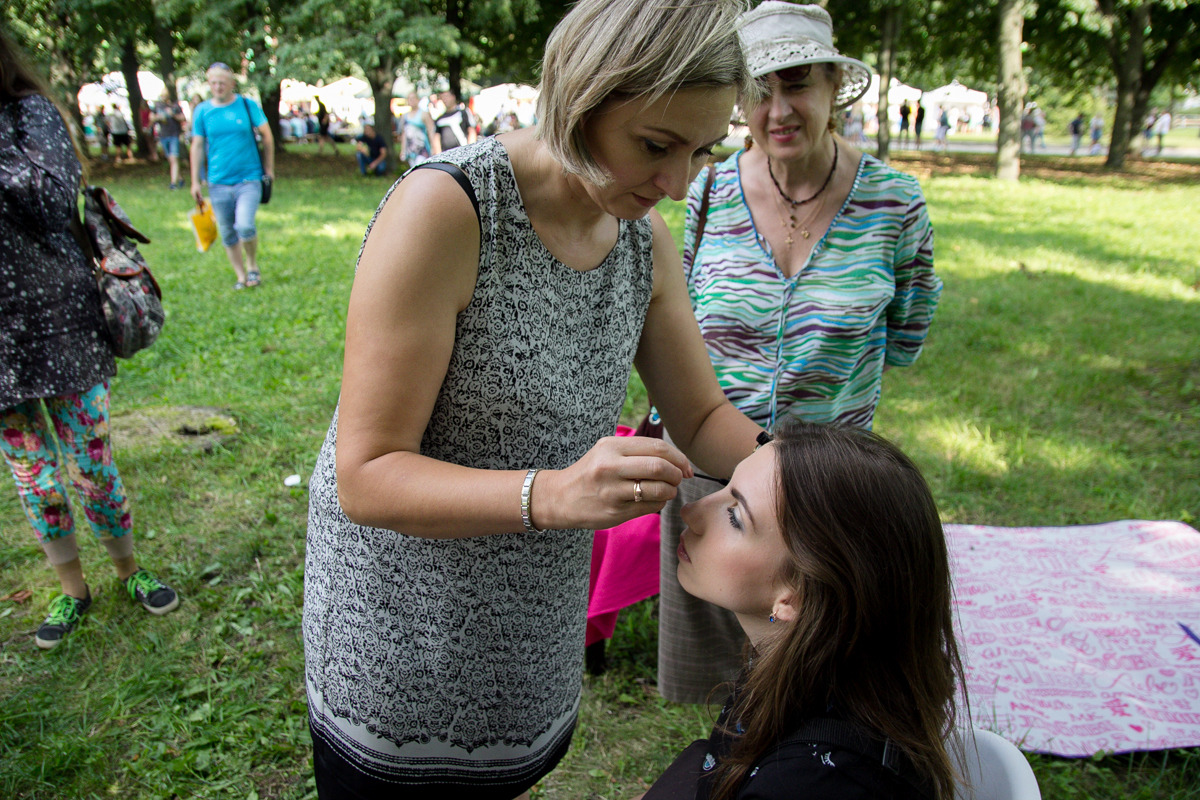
[1,147,1198,799]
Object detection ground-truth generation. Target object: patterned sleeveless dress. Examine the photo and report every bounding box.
[303,136,655,791]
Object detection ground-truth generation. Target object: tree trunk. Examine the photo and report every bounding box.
[995,0,1024,181]
[263,80,284,154]
[120,36,149,158]
[446,0,470,101]
[153,18,177,103]
[1129,35,1177,154]
[368,62,396,172]
[875,5,900,164]
[1104,2,1148,170]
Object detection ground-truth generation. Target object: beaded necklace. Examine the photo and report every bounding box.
[767,141,839,247]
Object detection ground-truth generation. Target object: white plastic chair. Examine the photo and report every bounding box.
[953,728,1042,800]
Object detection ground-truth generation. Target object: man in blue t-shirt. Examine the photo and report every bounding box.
[189,62,275,290]
[353,123,388,176]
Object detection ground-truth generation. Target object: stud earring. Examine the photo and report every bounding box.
[768,613,777,623]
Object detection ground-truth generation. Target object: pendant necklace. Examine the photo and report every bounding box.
[768,141,839,247]
[774,194,824,249]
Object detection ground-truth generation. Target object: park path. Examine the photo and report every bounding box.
[720,127,1200,160]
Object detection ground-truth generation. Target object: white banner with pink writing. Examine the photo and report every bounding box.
[947,520,1200,757]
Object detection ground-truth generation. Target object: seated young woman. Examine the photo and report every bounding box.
[645,422,967,800]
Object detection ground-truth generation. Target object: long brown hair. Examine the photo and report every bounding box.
[709,422,966,800]
[0,29,89,179]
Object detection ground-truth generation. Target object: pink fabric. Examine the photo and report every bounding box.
[948,520,1200,757]
[586,425,662,646]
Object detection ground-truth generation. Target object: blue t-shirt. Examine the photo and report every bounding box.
[193,96,266,185]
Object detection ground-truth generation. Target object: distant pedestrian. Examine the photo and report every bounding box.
[1088,114,1104,155]
[935,106,950,150]
[400,92,434,166]
[94,104,111,160]
[898,100,911,148]
[315,98,337,154]
[189,61,274,290]
[914,99,925,150]
[138,100,158,162]
[1020,105,1036,153]
[106,106,133,160]
[1143,110,1157,151]
[1068,113,1085,156]
[1153,110,1171,155]
[154,94,186,188]
[353,122,388,175]
[432,90,475,153]
[1033,106,1046,149]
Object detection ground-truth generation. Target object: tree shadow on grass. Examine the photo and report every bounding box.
[891,152,1200,187]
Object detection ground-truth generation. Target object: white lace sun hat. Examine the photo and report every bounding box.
[738,2,872,109]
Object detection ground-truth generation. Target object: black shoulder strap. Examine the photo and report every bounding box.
[68,192,99,276]
[412,161,480,225]
[783,718,897,771]
[240,95,263,168]
[695,163,717,246]
[777,718,932,798]
[685,164,717,284]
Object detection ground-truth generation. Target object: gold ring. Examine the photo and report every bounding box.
[633,480,643,503]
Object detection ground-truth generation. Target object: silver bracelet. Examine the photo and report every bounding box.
[521,468,544,534]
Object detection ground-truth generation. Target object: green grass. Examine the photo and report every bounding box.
[1,150,1198,798]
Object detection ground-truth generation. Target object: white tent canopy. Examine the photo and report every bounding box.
[76,71,166,116]
[921,80,990,131]
[865,74,924,108]
[858,75,925,134]
[923,80,988,109]
[281,78,320,105]
[473,83,539,128]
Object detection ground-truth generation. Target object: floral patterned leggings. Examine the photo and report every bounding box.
[1,381,133,563]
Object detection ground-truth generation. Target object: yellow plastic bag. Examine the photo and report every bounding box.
[189,200,217,253]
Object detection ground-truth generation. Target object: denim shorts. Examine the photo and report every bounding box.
[209,180,262,247]
[160,135,180,157]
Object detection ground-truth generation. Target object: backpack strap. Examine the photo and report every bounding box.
[411,161,480,226]
[774,718,932,798]
[67,193,99,275]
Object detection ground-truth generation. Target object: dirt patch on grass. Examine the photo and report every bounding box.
[111,405,238,452]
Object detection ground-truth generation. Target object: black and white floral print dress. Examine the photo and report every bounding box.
[1,94,114,409]
[303,136,654,790]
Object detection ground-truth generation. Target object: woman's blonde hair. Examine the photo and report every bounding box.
[537,0,757,185]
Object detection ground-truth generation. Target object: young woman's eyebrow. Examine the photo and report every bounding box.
[731,487,755,527]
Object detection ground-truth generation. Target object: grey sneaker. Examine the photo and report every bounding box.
[35,591,92,650]
[123,569,180,615]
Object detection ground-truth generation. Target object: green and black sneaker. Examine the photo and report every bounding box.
[123,569,180,615]
[35,591,92,650]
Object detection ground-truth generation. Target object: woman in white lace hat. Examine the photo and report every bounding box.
[658,2,943,704]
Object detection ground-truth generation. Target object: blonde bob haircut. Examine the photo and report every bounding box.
[538,0,758,186]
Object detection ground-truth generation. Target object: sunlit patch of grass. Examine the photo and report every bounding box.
[921,418,1012,477]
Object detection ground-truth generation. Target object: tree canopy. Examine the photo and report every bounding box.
[6,0,1198,171]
